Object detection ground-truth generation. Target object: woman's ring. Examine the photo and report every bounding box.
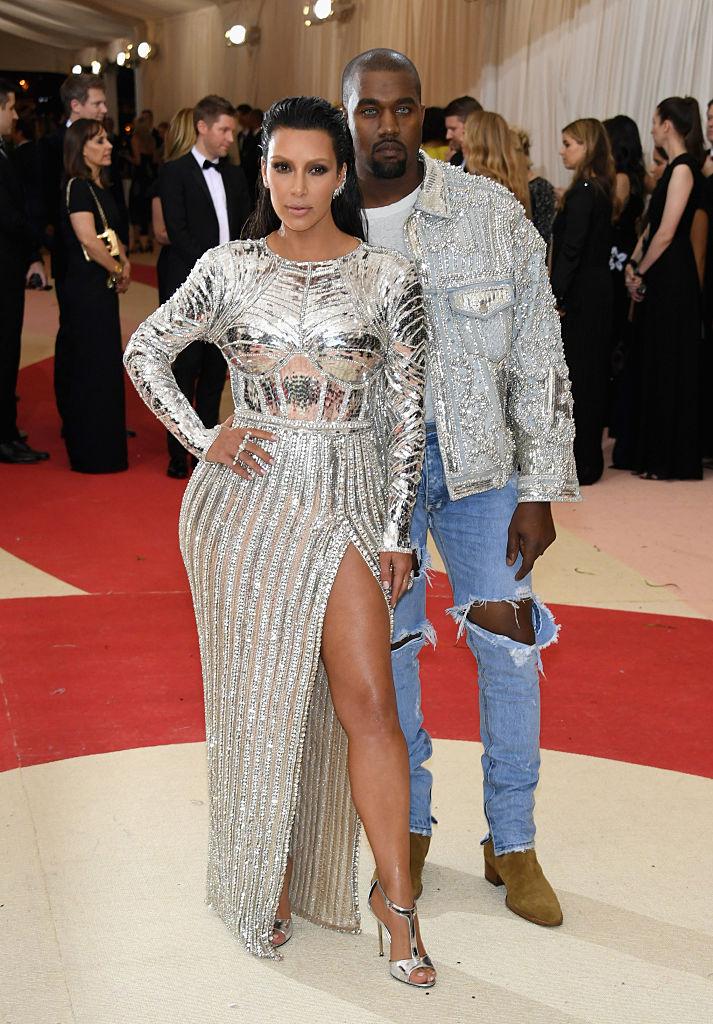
[232,432,251,465]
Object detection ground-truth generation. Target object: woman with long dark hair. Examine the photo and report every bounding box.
[124,97,435,985]
[551,118,615,484]
[625,96,706,479]
[61,118,130,473]
[604,115,646,459]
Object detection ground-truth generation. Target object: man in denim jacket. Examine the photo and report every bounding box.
[344,49,579,927]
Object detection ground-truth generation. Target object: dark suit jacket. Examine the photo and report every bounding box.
[158,152,251,299]
[0,150,38,275]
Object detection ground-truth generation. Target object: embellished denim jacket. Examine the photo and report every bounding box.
[405,154,579,503]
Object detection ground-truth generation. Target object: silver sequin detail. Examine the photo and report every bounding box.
[404,153,580,503]
[123,241,425,958]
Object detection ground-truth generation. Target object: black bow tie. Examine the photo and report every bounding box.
[203,159,220,171]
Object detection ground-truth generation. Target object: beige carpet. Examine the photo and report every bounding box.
[2,739,712,1024]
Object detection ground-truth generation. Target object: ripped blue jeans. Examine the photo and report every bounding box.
[391,427,558,854]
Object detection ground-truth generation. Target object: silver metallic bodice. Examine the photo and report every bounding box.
[124,238,426,550]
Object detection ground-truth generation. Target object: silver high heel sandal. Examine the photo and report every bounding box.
[367,879,436,988]
[272,917,293,948]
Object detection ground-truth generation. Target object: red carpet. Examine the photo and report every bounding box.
[2,357,712,778]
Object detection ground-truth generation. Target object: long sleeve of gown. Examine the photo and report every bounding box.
[380,263,427,552]
[124,249,227,458]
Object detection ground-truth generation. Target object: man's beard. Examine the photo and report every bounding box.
[368,155,408,179]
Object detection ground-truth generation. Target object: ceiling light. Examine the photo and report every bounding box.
[226,24,247,45]
[137,41,154,59]
[303,0,355,26]
[225,24,261,47]
[90,60,102,75]
[72,65,82,75]
[116,51,126,66]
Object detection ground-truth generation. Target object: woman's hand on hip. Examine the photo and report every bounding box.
[379,550,414,608]
[205,415,276,479]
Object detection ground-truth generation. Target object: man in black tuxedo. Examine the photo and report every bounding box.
[0,79,50,463]
[159,94,251,478]
[40,74,129,428]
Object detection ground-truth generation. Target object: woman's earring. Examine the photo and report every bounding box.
[332,179,346,199]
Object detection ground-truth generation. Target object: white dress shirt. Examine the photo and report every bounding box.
[192,145,230,245]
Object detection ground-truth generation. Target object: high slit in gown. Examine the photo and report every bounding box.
[124,237,426,958]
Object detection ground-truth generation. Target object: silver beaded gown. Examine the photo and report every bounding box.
[124,237,426,959]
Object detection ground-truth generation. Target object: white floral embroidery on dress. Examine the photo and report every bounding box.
[610,245,628,272]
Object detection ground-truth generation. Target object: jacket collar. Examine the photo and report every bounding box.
[414,151,452,219]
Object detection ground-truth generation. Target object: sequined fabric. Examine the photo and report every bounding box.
[403,153,580,503]
[124,240,425,958]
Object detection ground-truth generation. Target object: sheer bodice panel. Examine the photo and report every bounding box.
[221,250,387,422]
[124,238,426,551]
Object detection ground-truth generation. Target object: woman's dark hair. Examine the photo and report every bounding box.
[656,96,706,166]
[422,106,446,145]
[241,96,365,241]
[63,118,110,185]
[603,114,645,197]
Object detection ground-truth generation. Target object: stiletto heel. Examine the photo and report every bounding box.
[368,878,436,988]
[272,917,293,948]
[484,860,504,886]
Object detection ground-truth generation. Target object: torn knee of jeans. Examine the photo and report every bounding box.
[391,619,437,652]
[446,595,559,670]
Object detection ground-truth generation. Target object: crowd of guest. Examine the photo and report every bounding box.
[1,72,712,486]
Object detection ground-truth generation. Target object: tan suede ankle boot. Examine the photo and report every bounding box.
[372,833,431,901]
[483,838,563,926]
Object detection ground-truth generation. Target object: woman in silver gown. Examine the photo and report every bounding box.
[124,98,436,986]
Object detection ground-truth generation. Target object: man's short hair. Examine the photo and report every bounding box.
[0,76,17,108]
[444,96,482,122]
[341,48,422,106]
[60,73,105,116]
[193,95,236,130]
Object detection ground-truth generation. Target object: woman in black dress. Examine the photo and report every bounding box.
[603,116,646,467]
[61,118,130,473]
[551,118,615,485]
[625,97,706,481]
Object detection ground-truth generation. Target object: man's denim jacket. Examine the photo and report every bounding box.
[403,154,579,503]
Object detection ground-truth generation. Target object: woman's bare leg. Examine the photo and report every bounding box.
[319,544,434,982]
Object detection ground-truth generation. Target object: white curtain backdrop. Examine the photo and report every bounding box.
[138,0,713,184]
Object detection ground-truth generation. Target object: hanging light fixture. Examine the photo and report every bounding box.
[137,41,157,60]
[90,60,102,75]
[72,64,82,75]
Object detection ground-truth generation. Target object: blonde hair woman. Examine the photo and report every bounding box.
[515,127,556,243]
[551,117,616,485]
[152,108,194,254]
[462,109,531,216]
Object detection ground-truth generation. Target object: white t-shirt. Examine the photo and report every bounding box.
[364,186,434,423]
[192,146,230,245]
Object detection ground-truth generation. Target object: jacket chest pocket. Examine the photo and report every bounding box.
[447,281,515,361]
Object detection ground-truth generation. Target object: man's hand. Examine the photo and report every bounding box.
[25,261,47,288]
[506,501,556,581]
